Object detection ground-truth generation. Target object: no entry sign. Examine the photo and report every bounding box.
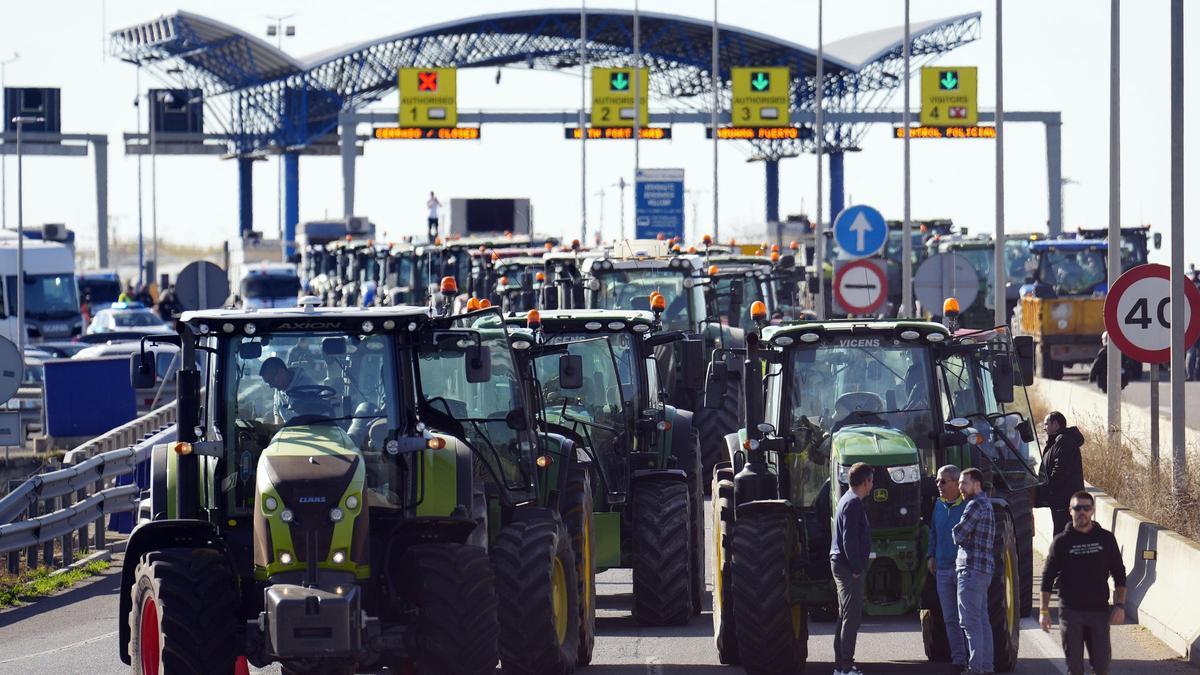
[834,259,888,315]
[1103,263,1200,364]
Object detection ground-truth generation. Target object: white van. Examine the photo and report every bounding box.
[0,234,83,342]
[238,263,301,309]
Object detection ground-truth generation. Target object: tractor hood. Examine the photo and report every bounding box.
[832,425,920,468]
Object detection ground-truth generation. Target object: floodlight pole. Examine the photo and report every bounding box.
[901,0,912,318]
[814,0,825,320]
[1170,0,1185,494]
[993,0,1007,328]
[12,115,42,355]
[580,1,588,244]
[135,65,145,286]
[711,0,719,242]
[632,0,641,241]
[1107,0,1123,460]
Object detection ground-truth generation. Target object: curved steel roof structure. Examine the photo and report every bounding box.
[111,9,980,155]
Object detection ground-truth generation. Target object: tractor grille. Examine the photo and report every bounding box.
[862,467,921,530]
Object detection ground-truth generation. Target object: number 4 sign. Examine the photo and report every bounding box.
[1103,263,1200,364]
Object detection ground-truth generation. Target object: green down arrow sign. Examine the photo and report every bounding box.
[610,71,630,91]
[939,71,959,90]
[751,71,770,91]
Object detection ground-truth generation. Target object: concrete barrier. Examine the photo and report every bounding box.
[1032,487,1200,664]
[1029,378,1200,455]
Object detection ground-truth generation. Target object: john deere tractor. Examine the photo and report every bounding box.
[506,307,708,625]
[118,300,590,675]
[709,311,1043,673]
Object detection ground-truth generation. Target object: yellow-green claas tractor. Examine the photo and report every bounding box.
[117,300,589,675]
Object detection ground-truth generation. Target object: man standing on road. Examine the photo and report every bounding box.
[426,191,443,242]
[1038,411,1085,535]
[1040,490,1127,675]
[830,462,873,675]
[953,467,995,675]
[926,465,969,673]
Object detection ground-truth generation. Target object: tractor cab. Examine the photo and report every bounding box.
[1071,224,1160,272]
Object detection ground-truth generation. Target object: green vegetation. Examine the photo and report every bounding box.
[0,559,110,607]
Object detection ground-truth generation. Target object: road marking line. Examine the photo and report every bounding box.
[0,631,118,664]
[645,655,664,675]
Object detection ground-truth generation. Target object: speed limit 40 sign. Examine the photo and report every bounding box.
[1103,263,1200,364]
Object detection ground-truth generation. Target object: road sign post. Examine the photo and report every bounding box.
[634,168,684,241]
[834,259,888,316]
[731,67,790,127]
[832,204,887,260]
[591,67,649,127]
[920,66,978,127]
[399,67,458,128]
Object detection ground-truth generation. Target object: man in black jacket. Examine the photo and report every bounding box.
[830,462,873,675]
[1038,411,1085,534]
[1040,490,1127,675]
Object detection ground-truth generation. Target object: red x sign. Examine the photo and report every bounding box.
[418,71,438,92]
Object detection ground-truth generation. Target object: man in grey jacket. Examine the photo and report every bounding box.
[830,462,874,675]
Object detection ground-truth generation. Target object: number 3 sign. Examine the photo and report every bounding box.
[1103,263,1200,364]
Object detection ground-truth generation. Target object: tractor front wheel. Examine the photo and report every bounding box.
[990,512,1021,673]
[730,510,808,675]
[401,543,499,675]
[631,479,693,626]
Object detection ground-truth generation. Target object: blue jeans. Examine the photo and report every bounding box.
[957,567,993,673]
[936,568,968,665]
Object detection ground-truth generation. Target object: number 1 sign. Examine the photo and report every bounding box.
[1103,263,1200,364]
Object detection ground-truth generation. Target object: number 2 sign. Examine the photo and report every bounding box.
[1103,263,1200,364]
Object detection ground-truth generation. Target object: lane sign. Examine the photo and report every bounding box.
[913,253,982,316]
[834,259,888,315]
[731,66,790,127]
[1104,263,1200,364]
[591,67,649,127]
[833,205,887,259]
[399,67,457,128]
[920,66,978,127]
[634,168,684,241]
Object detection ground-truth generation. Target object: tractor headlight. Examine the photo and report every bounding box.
[888,464,921,484]
[836,464,850,484]
[279,551,293,565]
[263,496,278,512]
[329,507,344,523]
[345,494,359,510]
[280,509,295,523]
[332,550,347,564]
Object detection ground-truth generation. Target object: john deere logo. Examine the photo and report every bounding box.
[873,488,889,502]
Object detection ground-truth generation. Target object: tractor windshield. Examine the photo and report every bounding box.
[590,268,693,332]
[712,271,773,330]
[1004,239,1032,285]
[416,312,532,491]
[1038,248,1107,295]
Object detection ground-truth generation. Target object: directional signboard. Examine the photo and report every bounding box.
[914,253,982,316]
[833,205,887,259]
[635,168,684,241]
[920,66,977,127]
[1104,263,1200,364]
[731,67,790,127]
[399,67,457,128]
[834,259,888,315]
[592,67,649,127]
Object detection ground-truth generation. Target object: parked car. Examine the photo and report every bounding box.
[86,303,168,336]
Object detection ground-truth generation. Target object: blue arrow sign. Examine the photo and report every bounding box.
[833,205,888,259]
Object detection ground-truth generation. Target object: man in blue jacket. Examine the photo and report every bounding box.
[926,465,969,673]
[830,462,874,675]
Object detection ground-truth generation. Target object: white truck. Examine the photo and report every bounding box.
[0,231,83,343]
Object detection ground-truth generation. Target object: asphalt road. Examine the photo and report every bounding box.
[1,501,1195,675]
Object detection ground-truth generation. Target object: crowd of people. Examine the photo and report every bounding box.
[831,412,1126,675]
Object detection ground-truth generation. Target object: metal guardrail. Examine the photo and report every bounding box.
[0,402,178,573]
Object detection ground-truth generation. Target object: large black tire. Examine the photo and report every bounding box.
[129,548,238,675]
[686,433,706,616]
[1001,488,1035,618]
[697,373,742,486]
[631,479,692,626]
[401,543,500,675]
[990,511,1021,673]
[493,519,580,675]
[920,596,952,663]
[711,467,739,665]
[1037,344,1064,380]
[560,468,597,666]
[731,510,808,675]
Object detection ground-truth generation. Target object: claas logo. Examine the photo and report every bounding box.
[418,71,438,92]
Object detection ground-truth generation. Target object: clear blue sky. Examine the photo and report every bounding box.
[0,1,1196,267]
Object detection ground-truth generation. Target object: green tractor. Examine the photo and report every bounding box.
[709,316,1043,673]
[118,300,591,675]
[506,308,708,624]
[543,246,745,482]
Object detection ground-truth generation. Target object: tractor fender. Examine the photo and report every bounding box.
[631,469,688,484]
[734,499,794,520]
[118,519,234,664]
[666,407,697,471]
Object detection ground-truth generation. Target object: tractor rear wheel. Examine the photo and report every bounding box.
[493,518,580,675]
[731,509,808,675]
[401,543,499,675]
[129,548,238,675]
[560,468,597,666]
[697,374,741,486]
[990,512,1021,673]
[711,467,739,665]
[631,479,692,626]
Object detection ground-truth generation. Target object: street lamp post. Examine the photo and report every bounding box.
[267,16,296,245]
[12,115,43,355]
[150,90,174,290]
[1,52,19,232]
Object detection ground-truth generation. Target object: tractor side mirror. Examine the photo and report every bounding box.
[1153,232,1163,249]
[991,356,1015,403]
[807,273,819,295]
[1012,335,1035,386]
[505,408,529,431]
[1017,418,1036,443]
[237,342,262,360]
[778,254,796,269]
[465,345,492,383]
[558,354,584,390]
[703,361,729,409]
[322,337,347,355]
[130,351,157,389]
[681,338,706,390]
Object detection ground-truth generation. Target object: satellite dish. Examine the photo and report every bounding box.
[0,336,24,403]
[175,261,231,311]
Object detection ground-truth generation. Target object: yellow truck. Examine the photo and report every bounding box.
[1014,239,1108,379]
